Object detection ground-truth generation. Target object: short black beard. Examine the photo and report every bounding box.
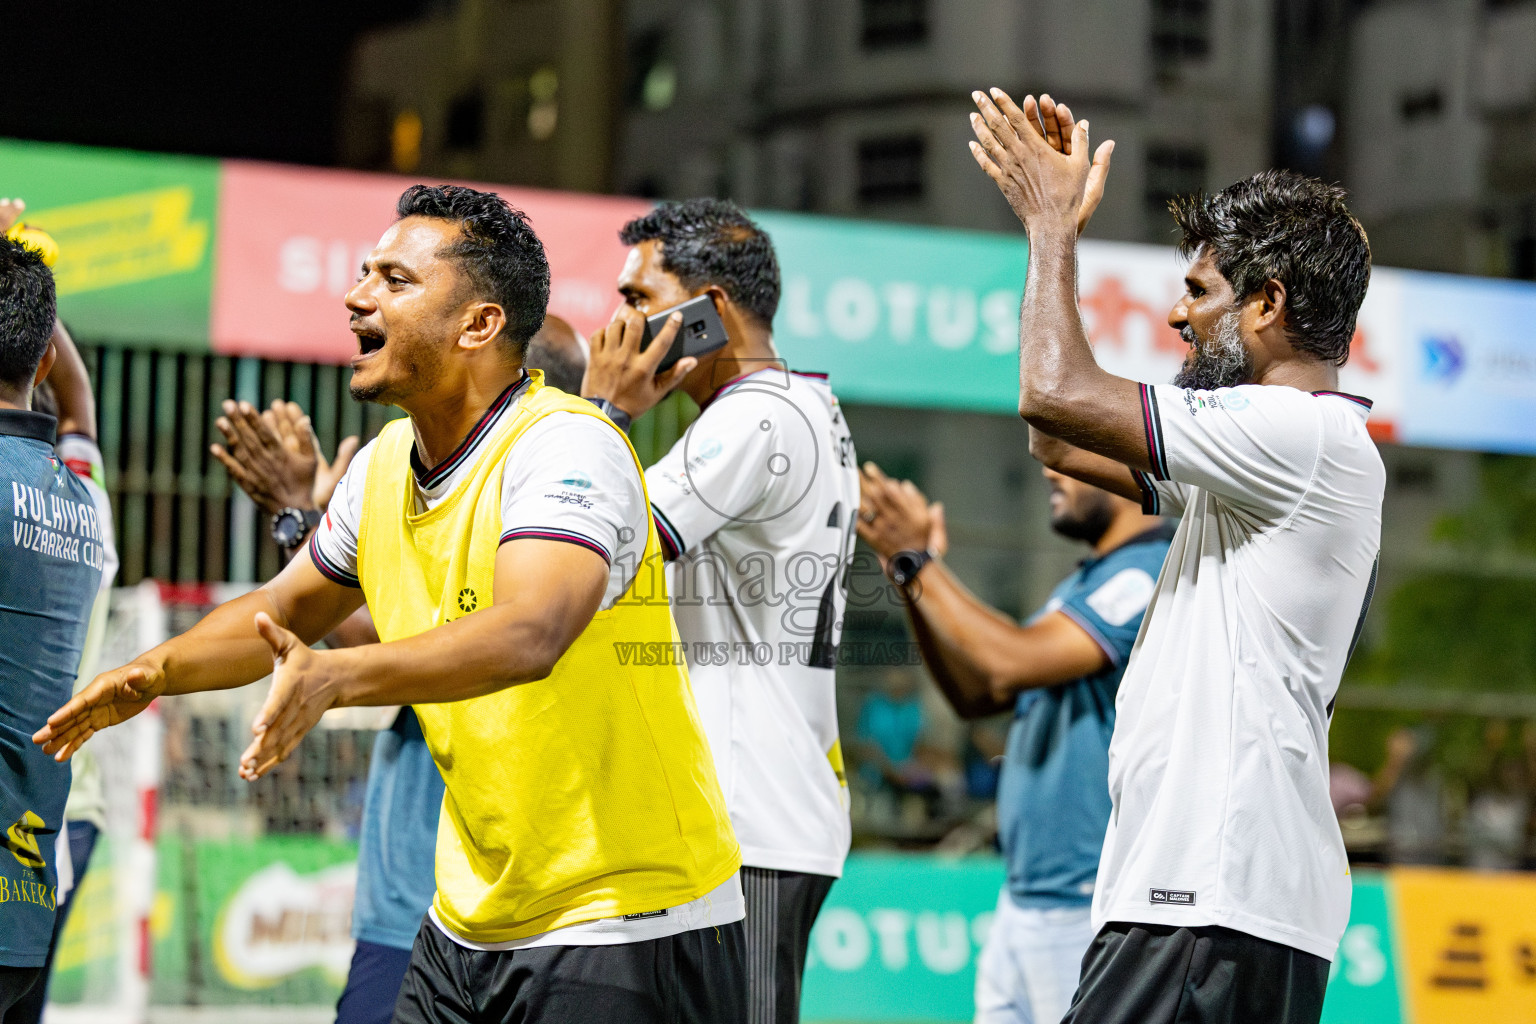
[1051,496,1115,546]
[349,341,446,405]
[1171,309,1253,390]
[349,378,387,403]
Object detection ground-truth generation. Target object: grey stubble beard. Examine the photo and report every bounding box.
[1171,308,1253,390]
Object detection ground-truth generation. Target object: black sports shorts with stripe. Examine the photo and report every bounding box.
[741,866,836,1024]
[1061,922,1329,1024]
[390,917,746,1024]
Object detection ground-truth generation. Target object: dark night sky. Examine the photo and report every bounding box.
[6,2,433,165]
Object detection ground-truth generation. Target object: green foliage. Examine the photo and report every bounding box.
[1350,452,1536,691]
[1334,452,1536,775]
[1429,454,1536,556]
[1348,572,1536,690]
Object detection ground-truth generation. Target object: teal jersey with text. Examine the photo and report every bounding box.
[0,409,105,965]
[997,525,1173,909]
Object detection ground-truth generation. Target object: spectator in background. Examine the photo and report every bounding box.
[852,668,958,800]
[0,235,104,1015]
[1372,726,1447,865]
[858,462,1169,1024]
[964,723,1007,802]
[1328,762,1373,821]
[10,322,120,1024]
[1464,719,1530,871]
[523,315,587,393]
[203,311,590,1024]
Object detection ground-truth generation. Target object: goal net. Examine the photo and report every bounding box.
[45,581,377,1023]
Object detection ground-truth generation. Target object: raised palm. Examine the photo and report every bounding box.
[33,664,165,761]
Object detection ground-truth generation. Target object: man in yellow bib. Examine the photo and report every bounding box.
[35,185,745,1024]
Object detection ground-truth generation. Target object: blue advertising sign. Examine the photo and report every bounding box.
[1395,270,1536,454]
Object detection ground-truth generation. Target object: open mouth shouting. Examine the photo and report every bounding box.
[352,320,387,364]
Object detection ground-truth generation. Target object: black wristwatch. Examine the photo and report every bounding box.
[271,506,323,550]
[585,397,633,433]
[888,549,934,588]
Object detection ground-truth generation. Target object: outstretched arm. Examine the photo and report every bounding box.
[858,465,1108,719]
[237,537,609,778]
[968,89,1152,470]
[34,551,366,760]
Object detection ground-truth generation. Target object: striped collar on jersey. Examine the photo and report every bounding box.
[700,365,830,411]
[408,371,531,491]
[1310,389,1373,410]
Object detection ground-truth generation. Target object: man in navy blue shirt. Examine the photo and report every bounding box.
[859,462,1169,1024]
[0,236,104,1014]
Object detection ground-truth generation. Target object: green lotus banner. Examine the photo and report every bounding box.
[756,211,1029,414]
[801,857,1406,1023]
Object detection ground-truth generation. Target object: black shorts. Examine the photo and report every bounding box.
[0,965,43,1020]
[1062,922,1329,1024]
[390,916,746,1024]
[742,866,836,1024]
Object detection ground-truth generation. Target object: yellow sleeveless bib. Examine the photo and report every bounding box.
[356,372,739,943]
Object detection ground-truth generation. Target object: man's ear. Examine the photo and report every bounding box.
[31,339,57,389]
[1255,278,1287,332]
[458,301,509,353]
[703,285,732,320]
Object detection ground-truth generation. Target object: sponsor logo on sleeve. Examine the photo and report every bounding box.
[1182,389,1248,415]
[1086,569,1156,627]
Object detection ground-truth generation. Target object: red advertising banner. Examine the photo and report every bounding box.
[210,160,650,362]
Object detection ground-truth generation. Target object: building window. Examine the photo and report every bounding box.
[391,109,423,173]
[527,67,559,141]
[861,0,928,49]
[858,136,926,205]
[627,28,676,111]
[1145,144,1207,234]
[445,90,485,150]
[1152,0,1210,64]
[1399,89,1443,122]
[1514,207,1535,280]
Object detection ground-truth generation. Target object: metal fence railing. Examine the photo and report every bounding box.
[79,343,698,588]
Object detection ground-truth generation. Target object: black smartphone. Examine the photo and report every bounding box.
[640,295,729,373]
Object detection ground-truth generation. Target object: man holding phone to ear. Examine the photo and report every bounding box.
[583,199,859,1024]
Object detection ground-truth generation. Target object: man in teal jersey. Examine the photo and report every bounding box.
[0,236,104,1014]
[859,463,1168,1024]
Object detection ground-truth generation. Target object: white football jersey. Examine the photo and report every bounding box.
[647,367,859,878]
[310,372,649,612]
[1102,383,1384,961]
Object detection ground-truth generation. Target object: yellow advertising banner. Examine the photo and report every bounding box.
[1392,866,1536,1023]
[31,187,209,296]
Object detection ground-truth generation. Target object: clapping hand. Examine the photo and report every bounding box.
[968,89,1114,237]
[0,197,25,234]
[856,463,949,570]
[211,400,359,515]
